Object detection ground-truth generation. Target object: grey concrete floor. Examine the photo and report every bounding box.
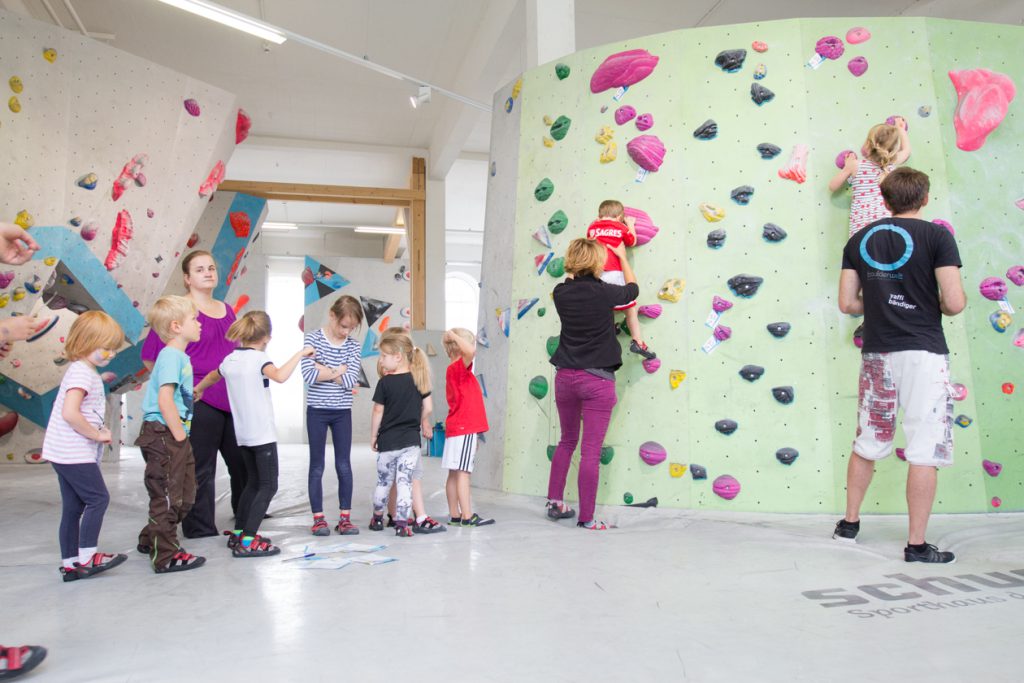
[2,444,1022,682]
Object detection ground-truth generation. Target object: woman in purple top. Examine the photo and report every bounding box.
[141,250,245,538]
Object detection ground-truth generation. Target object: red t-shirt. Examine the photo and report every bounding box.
[445,358,488,437]
[586,218,636,272]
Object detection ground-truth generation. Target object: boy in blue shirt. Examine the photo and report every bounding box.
[136,295,206,573]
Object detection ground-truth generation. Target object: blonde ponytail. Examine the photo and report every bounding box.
[226,310,272,345]
[379,327,431,394]
[409,347,431,395]
[864,124,901,169]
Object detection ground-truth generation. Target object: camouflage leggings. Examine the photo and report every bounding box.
[372,446,419,522]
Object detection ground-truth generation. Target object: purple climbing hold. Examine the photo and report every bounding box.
[642,357,661,374]
[615,105,637,125]
[772,386,794,404]
[713,325,732,342]
[982,459,1002,477]
[635,113,654,131]
[714,419,738,435]
[626,135,666,172]
[896,448,907,461]
[980,277,1007,301]
[184,98,201,116]
[712,475,741,500]
[637,304,662,319]
[712,296,733,313]
[639,441,667,465]
[775,448,798,465]
[848,56,868,77]
[1006,265,1024,286]
[815,36,845,60]
[885,115,907,131]
[835,149,856,169]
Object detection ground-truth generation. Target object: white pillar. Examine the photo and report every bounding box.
[525,0,575,70]
[425,177,447,330]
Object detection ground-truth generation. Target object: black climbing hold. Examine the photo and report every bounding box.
[757,143,781,159]
[707,228,727,249]
[728,274,764,298]
[626,496,659,508]
[715,419,738,435]
[766,322,791,338]
[693,119,718,140]
[772,386,794,404]
[690,464,707,480]
[776,447,799,465]
[730,185,754,205]
[714,49,747,72]
[751,82,775,105]
[762,223,787,242]
[739,364,764,382]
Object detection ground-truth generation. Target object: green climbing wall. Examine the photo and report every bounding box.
[485,17,1023,513]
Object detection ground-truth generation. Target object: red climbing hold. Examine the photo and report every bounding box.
[104,210,133,271]
[1002,382,1015,394]
[229,212,251,238]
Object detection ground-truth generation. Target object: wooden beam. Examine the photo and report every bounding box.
[242,192,410,208]
[382,234,402,263]
[219,180,424,203]
[409,157,427,330]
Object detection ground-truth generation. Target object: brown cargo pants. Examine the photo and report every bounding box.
[135,420,196,571]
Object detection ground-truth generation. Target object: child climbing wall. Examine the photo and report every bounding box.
[478,17,1023,513]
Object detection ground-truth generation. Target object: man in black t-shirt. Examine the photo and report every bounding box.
[833,167,966,563]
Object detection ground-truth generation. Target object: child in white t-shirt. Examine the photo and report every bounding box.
[196,311,312,557]
[42,311,127,582]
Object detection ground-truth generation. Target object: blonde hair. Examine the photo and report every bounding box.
[598,199,624,219]
[65,311,125,361]
[863,124,901,170]
[147,295,197,341]
[443,328,475,359]
[379,327,430,394]
[329,294,363,330]
[564,238,604,278]
[227,310,271,345]
[376,357,388,377]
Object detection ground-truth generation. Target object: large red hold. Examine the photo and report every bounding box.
[236,108,252,144]
[229,211,251,238]
[104,210,134,271]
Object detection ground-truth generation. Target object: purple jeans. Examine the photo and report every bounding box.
[547,368,617,523]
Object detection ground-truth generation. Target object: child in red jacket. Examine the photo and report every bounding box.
[585,199,655,359]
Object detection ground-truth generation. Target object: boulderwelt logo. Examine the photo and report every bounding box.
[801,568,1024,619]
[860,223,912,282]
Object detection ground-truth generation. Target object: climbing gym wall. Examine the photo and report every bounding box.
[480,17,1023,513]
[0,9,247,463]
[301,255,411,442]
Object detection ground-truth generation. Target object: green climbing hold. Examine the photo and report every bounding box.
[547,209,568,234]
[546,256,565,278]
[547,445,556,461]
[550,115,571,141]
[529,375,549,399]
[546,336,559,357]
[537,307,546,317]
[623,492,634,505]
[535,177,554,202]
[600,446,614,465]
[555,63,571,80]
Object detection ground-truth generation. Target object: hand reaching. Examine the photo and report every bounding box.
[0,316,49,343]
[0,222,40,265]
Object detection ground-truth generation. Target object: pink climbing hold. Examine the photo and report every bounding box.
[635,113,653,131]
[637,304,662,319]
[778,144,809,184]
[895,448,907,461]
[183,98,200,116]
[979,276,1007,301]
[236,108,252,144]
[835,150,856,169]
[1015,329,1024,348]
[626,135,666,172]
[815,36,845,60]
[949,68,1016,151]
[712,296,732,313]
[982,459,1002,477]
[623,206,659,245]
[932,219,954,236]
[712,475,741,500]
[713,325,732,342]
[991,497,1002,508]
[198,160,225,198]
[590,49,659,93]
[1005,265,1024,286]
[79,221,98,242]
[614,105,637,125]
[111,153,147,201]
[846,27,871,44]
[103,209,133,271]
[848,57,868,77]
[642,357,661,374]
[949,383,968,401]
[638,440,666,465]
[751,41,768,53]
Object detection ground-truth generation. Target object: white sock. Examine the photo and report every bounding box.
[416,515,427,524]
[62,557,77,569]
[78,547,97,566]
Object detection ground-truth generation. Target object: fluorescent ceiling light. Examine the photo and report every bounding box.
[154,0,287,44]
[355,226,406,235]
[261,222,299,231]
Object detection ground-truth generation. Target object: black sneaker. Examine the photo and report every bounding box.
[461,513,495,527]
[905,543,955,564]
[368,514,384,532]
[386,514,396,528]
[833,519,859,543]
[75,552,127,579]
[448,517,462,526]
[546,501,576,520]
[155,551,206,574]
[412,517,447,534]
[59,566,80,583]
[629,340,656,360]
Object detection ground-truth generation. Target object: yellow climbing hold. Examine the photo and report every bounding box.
[543,136,555,148]
[543,115,554,126]
[43,48,58,63]
[0,294,8,308]
[594,126,614,144]
[8,96,21,113]
[669,369,686,389]
[600,141,617,163]
[44,256,57,266]
[657,278,686,303]
[9,76,23,94]
[12,287,25,302]
[14,210,33,230]
[699,202,726,222]
[669,463,687,478]
[511,78,522,99]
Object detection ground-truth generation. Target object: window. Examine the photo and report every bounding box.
[445,271,479,331]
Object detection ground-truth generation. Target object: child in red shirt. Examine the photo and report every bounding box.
[585,199,655,359]
[441,328,494,527]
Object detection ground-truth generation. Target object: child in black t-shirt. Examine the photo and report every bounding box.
[368,328,432,537]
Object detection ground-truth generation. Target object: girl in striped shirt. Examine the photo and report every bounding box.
[828,118,911,236]
[301,295,364,535]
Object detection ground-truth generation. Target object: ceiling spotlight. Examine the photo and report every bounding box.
[410,85,431,109]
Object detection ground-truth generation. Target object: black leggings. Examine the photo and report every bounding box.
[236,442,279,536]
[183,401,246,537]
